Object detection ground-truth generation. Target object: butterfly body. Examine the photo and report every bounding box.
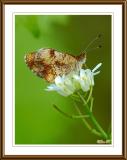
[25,48,86,83]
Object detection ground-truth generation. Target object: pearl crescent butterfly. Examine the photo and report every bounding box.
[24,48,86,83]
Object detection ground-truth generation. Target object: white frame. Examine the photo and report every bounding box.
[4,4,122,155]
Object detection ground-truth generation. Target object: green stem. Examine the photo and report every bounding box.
[107,123,112,139]
[73,101,102,137]
[90,97,94,112]
[86,86,93,103]
[77,92,108,140]
[53,104,89,119]
[71,95,81,102]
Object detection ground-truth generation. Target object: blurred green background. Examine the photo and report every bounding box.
[15,15,111,144]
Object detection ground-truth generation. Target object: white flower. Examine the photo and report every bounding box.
[79,69,94,92]
[46,63,102,96]
[78,63,102,92]
[46,75,75,96]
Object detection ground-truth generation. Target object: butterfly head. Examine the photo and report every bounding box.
[76,52,86,64]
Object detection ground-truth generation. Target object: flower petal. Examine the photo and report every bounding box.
[93,71,100,76]
[85,69,94,86]
[45,84,60,91]
[55,76,64,85]
[79,79,90,92]
[56,90,70,96]
[92,63,102,73]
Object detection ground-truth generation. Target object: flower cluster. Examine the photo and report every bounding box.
[46,63,102,96]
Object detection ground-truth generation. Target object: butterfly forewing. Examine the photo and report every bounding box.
[25,48,86,83]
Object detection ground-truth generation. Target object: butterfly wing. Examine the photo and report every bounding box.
[25,48,78,83]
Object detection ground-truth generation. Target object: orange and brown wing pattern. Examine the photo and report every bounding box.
[24,48,85,83]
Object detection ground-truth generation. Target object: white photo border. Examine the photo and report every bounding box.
[4,4,122,155]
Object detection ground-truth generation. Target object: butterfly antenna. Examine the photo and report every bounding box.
[82,34,102,54]
[86,45,102,52]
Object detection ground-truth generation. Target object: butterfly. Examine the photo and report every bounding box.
[24,48,86,83]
